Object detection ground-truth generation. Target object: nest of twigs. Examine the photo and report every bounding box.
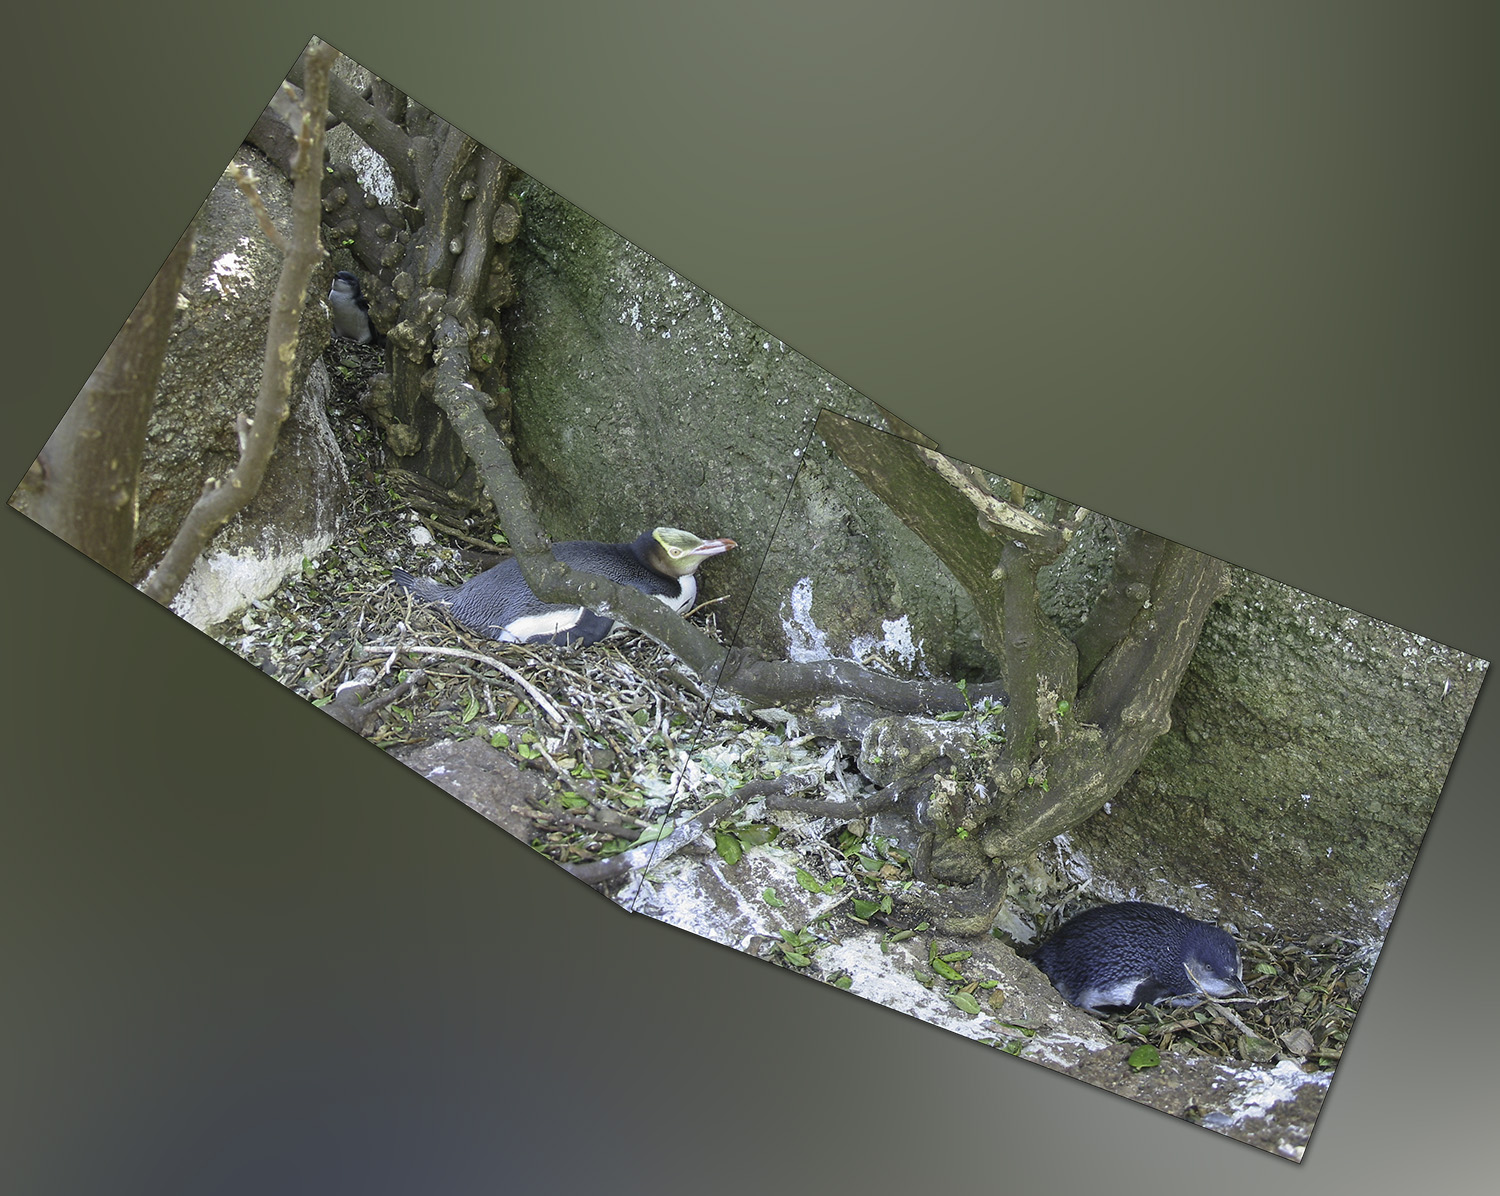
[213,342,1375,1077]
[1096,930,1369,1072]
[219,340,838,870]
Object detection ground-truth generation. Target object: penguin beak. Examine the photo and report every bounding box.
[695,537,736,556]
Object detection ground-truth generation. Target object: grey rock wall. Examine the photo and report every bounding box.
[1059,568,1486,941]
[501,179,998,677]
[137,145,349,629]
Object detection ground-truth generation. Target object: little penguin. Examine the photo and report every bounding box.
[1031,901,1247,1014]
[328,270,376,344]
[392,527,737,647]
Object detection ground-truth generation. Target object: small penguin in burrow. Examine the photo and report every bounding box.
[1031,901,1248,1014]
[328,270,377,344]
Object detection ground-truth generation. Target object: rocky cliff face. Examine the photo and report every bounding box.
[1056,568,1485,941]
[495,174,1485,940]
[500,178,999,677]
[137,145,349,630]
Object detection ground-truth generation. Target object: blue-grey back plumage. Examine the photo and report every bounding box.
[328,270,376,344]
[1032,901,1246,1013]
[392,527,736,647]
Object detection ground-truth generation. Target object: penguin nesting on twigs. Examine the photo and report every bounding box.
[328,270,377,344]
[1032,901,1247,1014]
[392,527,737,647]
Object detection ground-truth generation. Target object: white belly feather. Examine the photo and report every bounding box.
[491,575,693,641]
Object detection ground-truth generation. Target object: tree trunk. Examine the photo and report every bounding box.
[13,227,194,578]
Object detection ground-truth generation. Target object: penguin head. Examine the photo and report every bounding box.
[1181,923,1248,1000]
[331,270,363,295]
[643,527,737,578]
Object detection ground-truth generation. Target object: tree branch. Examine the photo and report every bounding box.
[816,404,1229,888]
[287,50,419,198]
[991,534,1079,776]
[763,758,947,816]
[817,407,1074,756]
[415,125,480,289]
[227,163,288,251]
[1071,524,1165,680]
[140,38,338,607]
[914,445,1058,543]
[12,225,195,578]
[1075,539,1229,739]
[980,539,1229,860]
[816,410,1009,633]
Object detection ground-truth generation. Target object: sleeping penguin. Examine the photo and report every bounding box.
[391,527,736,647]
[1032,901,1248,1014]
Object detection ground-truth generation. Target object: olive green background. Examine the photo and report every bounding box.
[4,3,1494,1190]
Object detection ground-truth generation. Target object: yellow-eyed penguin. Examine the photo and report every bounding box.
[392,527,736,646]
